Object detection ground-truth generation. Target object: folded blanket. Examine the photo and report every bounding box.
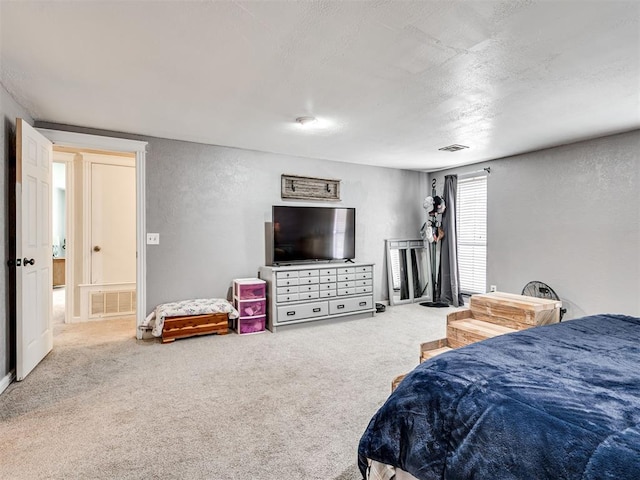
[143,298,239,337]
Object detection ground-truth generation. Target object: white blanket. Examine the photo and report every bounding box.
[143,298,239,337]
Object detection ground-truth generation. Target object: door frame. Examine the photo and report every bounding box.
[52,153,75,324]
[38,129,148,339]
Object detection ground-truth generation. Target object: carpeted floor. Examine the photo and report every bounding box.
[0,304,452,479]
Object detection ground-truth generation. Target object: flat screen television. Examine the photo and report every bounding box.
[272,206,356,264]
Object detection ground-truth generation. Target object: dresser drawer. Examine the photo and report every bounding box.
[319,275,336,284]
[337,287,355,296]
[299,291,320,300]
[356,286,373,294]
[337,281,354,289]
[356,272,372,280]
[277,301,328,323]
[298,269,319,278]
[356,265,372,273]
[319,268,337,276]
[276,271,299,279]
[355,279,372,287]
[277,277,300,287]
[299,284,319,292]
[319,290,337,298]
[329,296,373,315]
[276,285,299,295]
[320,282,336,291]
[277,293,300,303]
[337,267,355,275]
[337,273,355,282]
[299,276,319,285]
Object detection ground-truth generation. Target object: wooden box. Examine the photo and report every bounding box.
[391,373,407,392]
[162,313,229,343]
[469,292,562,328]
[419,338,454,363]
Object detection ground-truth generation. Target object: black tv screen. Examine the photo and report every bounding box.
[272,206,356,263]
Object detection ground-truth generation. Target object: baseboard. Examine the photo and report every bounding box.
[0,370,15,395]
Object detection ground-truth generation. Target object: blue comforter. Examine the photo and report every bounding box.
[358,314,640,479]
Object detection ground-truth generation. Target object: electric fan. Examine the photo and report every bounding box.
[521,281,567,321]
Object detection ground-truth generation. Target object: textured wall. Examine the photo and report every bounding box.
[145,137,427,311]
[431,130,640,318]
[1,83,34,380]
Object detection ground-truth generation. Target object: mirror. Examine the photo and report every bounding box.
[386,239,432,305]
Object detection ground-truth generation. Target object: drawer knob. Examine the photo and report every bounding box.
[313,307,321,312]
[359,301,367,306]
[287,311,296,316]
[337,304,345,309]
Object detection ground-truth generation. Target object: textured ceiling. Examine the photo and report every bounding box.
[1,1,639,171]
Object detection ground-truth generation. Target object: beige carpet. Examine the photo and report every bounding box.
[0,304,452,480]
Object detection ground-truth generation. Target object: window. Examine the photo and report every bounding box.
[456,174,487,294]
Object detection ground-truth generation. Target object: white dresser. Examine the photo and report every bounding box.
[258,262,375,332]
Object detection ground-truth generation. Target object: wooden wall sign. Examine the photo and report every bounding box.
[281,174,341,201]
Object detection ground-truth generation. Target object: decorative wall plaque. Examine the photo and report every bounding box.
[281,174,341,201]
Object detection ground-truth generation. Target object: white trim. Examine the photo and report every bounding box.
[52,154,75,324]
[37,128,147,339]
[135,149,146,339]
[0,370,15,395]
[81,155,92,286]
[37,129,147,153]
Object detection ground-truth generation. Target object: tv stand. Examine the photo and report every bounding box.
[258,262,375,332]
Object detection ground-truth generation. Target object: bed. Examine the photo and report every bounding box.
[358,314,640,480]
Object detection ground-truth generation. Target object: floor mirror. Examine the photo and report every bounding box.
[386,239,432,306]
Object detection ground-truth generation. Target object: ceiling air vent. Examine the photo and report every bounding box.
[438,144,469,152]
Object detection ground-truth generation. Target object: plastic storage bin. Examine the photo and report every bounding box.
[238,315,266,334]
[236,299,266,318]
[234,278,266,300]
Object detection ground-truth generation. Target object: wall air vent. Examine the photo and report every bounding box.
[438,144,469,152]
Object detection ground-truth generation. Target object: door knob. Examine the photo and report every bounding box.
[23,258,35,266]
[93,246,101,252]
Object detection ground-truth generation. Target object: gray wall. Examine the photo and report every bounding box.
[1,82,34,380]
[430,130,640,319]
[34,122,428,313]
[145,137,427,310]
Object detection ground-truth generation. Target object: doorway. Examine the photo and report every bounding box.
[51,159,67,327]
[38,128,148,340]
[51,148,137,332]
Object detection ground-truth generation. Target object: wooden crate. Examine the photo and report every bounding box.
[420,338,454,362]
[391,373,407,392]
[469,292,561,328]
[447,318,516,348]
[162,313,229,343]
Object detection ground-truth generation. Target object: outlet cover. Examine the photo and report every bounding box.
[490,285,497,292]
[147,233,160,245]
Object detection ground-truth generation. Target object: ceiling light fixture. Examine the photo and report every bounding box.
[295,116,318,127]
[438,144,469,152]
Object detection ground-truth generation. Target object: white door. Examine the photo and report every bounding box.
[90,162,136,285]
[16,118,53,381]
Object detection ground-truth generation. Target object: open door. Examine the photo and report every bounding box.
[16,118,53,381]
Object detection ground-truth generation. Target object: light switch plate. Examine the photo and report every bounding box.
[146,233,160,245]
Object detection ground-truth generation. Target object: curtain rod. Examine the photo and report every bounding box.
[458,167,490,178]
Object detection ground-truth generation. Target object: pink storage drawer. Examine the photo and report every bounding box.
[235,299,266,318]
[238,315,266,335]
[234,279,266,300]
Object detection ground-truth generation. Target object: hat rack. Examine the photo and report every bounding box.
[421,178,448,308]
